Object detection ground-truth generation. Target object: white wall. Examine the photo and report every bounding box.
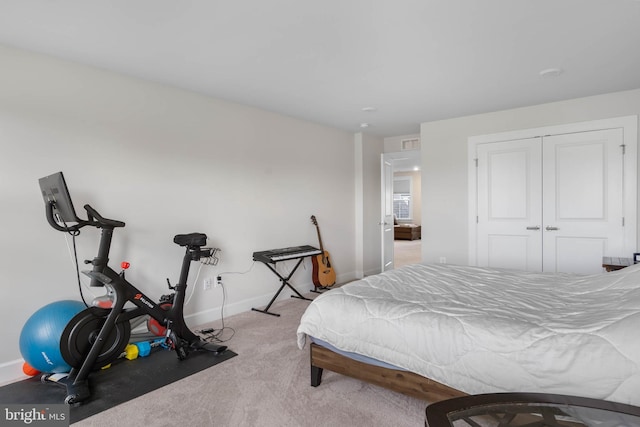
[0,45,356,382]
[421,88,640,265]
[383,134,420,152]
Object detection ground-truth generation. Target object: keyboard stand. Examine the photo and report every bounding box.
[252,257,312,317]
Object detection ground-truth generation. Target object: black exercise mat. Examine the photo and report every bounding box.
[0,348,237,423]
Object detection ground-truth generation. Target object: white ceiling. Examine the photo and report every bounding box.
[1,1,639,137]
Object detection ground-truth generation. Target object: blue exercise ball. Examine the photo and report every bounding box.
[19,300,86,373]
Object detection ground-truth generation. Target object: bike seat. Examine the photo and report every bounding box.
[173,233,207,247]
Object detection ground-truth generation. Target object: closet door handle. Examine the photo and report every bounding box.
[526,226,540,230]
[545,226,559,231]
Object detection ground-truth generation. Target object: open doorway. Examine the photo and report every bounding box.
[386,151,422,268]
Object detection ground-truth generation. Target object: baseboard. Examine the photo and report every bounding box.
[364,267,382,277]
[185,272,356,325]
[0,359,29,387]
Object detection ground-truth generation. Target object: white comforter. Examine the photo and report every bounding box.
[296,263,640,405]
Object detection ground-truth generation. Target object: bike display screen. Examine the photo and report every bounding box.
[38,171,80,224]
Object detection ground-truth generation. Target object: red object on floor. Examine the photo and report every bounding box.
[22,361,40,376]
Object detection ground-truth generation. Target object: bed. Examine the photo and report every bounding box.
[296,263,640,406]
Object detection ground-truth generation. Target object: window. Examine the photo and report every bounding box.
[393,176,412,220]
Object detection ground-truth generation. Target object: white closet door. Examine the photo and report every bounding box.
[477,138,542,271]
[542,129,625,273]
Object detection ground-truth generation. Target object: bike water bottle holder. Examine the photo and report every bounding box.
[159,293,175,304]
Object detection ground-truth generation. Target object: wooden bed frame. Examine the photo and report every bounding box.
[309,343,466,402]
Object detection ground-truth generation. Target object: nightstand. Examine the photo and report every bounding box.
[602,257,633,272]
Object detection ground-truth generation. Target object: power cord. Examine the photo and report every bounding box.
[63,225,91,308]
[217,261,256,278]
[195,261,257,344]
[198,325,235,344]
[196,282,235,343]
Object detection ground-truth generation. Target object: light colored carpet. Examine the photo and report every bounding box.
[74,292,428,426]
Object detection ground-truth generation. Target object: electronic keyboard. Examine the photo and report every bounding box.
[253,245,321,263]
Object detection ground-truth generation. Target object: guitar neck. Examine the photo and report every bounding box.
[315,226,325,253]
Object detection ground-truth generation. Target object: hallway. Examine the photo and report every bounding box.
[394,239,421,268]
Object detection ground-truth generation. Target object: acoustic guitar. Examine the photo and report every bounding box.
[310,215,336,288]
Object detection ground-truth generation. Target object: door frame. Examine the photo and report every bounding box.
[380,150,422,271]
[467,115,638,266]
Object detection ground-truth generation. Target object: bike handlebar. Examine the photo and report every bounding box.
[83,205,126,229]
[45,201,81,232]
[45,202,125,232]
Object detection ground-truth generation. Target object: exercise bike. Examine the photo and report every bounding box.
[38,172,227,405]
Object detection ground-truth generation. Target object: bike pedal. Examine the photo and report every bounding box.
[176,346,188,360]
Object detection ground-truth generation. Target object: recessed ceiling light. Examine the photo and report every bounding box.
[539,68,563,78]
[360,123,370,128]
[361,107,377,112]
